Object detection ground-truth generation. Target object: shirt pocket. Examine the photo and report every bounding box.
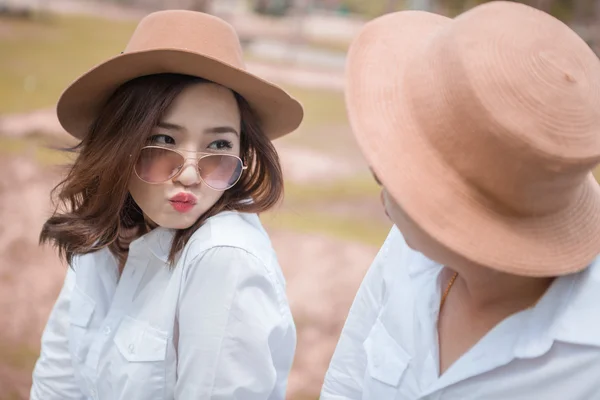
[362,318,411,400]
[113,315,168,395]
[68,285,96,362]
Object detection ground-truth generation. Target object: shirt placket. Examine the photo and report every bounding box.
[87,245,151,389]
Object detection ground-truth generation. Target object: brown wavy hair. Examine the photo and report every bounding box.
[40,73,283,266]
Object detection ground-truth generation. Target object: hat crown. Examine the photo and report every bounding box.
[124,10,245,69]
[405,1,600,216]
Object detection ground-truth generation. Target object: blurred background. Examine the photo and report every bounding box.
[0,0,598,399]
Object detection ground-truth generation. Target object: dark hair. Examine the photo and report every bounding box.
[40,73,283,266]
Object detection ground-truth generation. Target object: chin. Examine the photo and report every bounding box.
[404,238,417,251]
[168,216,201,230]
[167,221,197,230]
[151,212,203,230]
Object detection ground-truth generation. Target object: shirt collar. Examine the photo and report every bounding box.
[548,257,600,347]
[129,227,175,263]
[399,225,600,350]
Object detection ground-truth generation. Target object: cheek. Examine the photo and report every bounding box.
[197,185,225,210]
[128,175,164,218]
[127,172,230,230]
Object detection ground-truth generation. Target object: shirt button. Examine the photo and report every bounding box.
[103,326,111,335]
[128,344,135,354]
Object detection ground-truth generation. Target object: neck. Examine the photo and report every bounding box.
[448,262,554,312]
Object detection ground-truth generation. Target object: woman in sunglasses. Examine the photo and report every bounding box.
[30,10,302,400]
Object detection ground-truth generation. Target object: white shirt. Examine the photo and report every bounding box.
[30,211,296,400]
[321,226,600,400]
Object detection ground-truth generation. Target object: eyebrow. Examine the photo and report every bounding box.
[205,126,239,137]
[156,121,239,137]
[156,121,183,131]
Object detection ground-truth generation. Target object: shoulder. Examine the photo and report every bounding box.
[178,211,284,284]
[365,226,439,299]
[177,213,290,314]
[182,211,274,261]
[70,247,114,283]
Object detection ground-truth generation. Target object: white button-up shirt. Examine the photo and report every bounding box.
[30,211,296,400]
[321,226,600,400]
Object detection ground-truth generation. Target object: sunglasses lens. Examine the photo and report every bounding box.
[135,147,183,183]
[198,155,243,190]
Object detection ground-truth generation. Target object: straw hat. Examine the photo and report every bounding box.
[346,1,600,276]
[57,10,303,140]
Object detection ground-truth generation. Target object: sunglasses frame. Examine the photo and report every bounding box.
[134,145,248,191]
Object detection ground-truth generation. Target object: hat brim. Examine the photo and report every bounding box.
[57,49,304,140]
[346,11,600,276]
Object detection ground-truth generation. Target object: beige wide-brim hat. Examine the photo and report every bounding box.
[346,1,600,276]
[57,10,303,140]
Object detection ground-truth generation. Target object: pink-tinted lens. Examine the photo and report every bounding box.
[135,147,184,183]
[198,154,243,190]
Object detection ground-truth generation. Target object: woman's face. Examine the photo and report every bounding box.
[128,82,242,229]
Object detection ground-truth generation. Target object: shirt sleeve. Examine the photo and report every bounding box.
[175,246,296,400]
[320,228,398,399]
[30,265,84,400]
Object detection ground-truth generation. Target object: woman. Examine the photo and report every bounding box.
[30,10,303,400]
[322,2,600,399]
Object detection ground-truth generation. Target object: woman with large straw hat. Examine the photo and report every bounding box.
[322,2,600,399]
[30,10,302,400]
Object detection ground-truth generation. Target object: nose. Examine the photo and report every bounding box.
[173,161,202,187]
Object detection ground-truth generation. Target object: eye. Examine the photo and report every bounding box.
[148,134,176,145]
[207,140,234,151]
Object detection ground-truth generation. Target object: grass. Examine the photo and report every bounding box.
[305,37,350,54]
[283,85,347,129]
[274,175,387,246]
[0,13,349,147]
[0,341,38,371]
[0,134,384,246]
[0,14,348,125]
[0,340,39,400]
[0,14,136,114]
[0,136,72,165]
[262,209,390,246]
[9,13,599,250]
[285,175,379,203]
[0,12,351,162]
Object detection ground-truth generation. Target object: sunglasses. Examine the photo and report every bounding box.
[134,146,247,191]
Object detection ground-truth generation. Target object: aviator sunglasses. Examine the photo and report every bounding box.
[134,146,248,191]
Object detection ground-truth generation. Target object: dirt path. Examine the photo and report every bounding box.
[271,229,378,398]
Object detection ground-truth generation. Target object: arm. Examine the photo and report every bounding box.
[175,246,296,400]
[30,265,84,400]
[320,228,398,399]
